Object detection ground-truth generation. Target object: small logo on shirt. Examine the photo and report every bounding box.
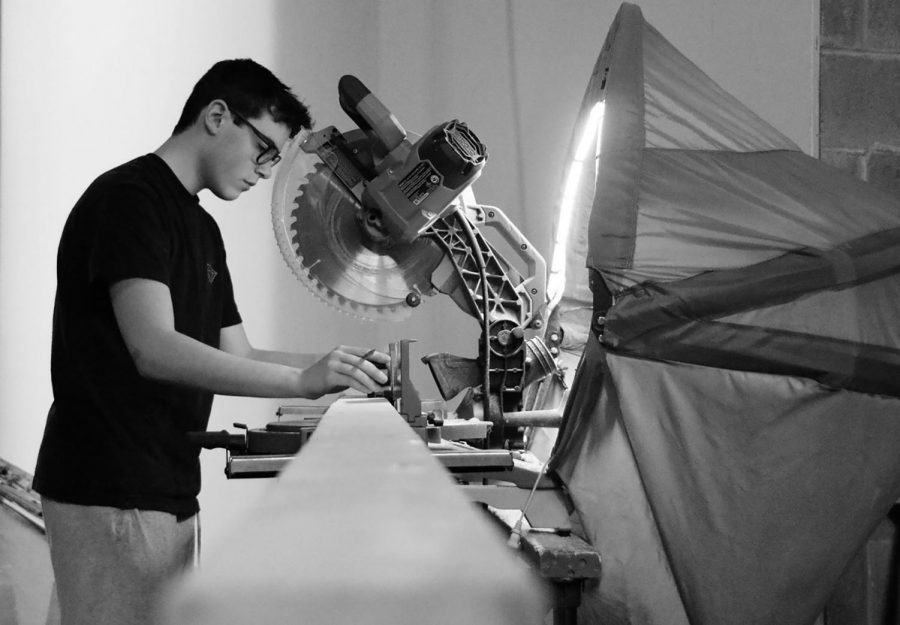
[206,263,218,284]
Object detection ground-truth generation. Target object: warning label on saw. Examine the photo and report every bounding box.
[399,161,441,206]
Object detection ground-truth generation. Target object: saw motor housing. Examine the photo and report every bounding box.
[336,75,487,244]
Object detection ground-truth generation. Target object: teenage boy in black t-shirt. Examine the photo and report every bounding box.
[34,59,390,625]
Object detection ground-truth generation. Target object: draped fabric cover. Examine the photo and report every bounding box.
[550,4,900,624]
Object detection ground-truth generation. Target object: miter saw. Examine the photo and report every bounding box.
[271,75,563,449]
[190,77,599,617]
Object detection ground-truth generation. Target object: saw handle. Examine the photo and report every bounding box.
[338,75,406,152]
[338,75,373,132]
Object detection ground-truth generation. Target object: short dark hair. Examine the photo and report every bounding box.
[173,58,312,136]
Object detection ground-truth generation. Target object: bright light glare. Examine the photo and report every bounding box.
[547,101,605,308]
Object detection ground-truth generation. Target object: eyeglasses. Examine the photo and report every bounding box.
[228,105,282,166]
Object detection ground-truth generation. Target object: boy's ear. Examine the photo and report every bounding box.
[203,100,229,135]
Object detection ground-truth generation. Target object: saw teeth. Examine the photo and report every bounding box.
[271,133,438,322]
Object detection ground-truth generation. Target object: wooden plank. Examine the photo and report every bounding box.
[160,398,547,625]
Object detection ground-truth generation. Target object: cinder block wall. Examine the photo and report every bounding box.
[820,2,900,623]
[820,4,900,624]
[820,0,900,194]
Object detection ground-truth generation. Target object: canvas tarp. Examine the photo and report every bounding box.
[549,4,900,624]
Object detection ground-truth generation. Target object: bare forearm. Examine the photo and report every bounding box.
[246,348,324,370]
[130,330,311,398]
[111,279,386,399]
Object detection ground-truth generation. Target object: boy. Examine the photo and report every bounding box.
[34,58,388,625]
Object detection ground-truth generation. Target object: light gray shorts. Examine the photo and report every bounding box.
[41,497,198,625]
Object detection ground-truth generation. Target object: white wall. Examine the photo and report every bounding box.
[0,0,816,547]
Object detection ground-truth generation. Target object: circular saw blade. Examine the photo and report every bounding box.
[271,130,442,321]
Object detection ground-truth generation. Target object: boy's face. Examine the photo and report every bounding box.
[208,109,291,201]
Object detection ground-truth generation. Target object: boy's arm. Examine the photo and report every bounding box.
[110,278,387,398]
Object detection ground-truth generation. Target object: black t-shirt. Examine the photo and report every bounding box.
[34,154,241,518]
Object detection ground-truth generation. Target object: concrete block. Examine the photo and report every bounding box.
[866,0,900,51]
[819,149,865,178]
[865,149,900,197]
[821,0,862,49]
[819,54,900,149]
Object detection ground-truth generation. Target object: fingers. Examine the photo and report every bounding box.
[331,346,389,393]
[300,346,392,398]
[345,345,390,367]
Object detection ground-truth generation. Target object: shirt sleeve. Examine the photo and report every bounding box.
[219,260,243,328]
[88,185,171,288]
